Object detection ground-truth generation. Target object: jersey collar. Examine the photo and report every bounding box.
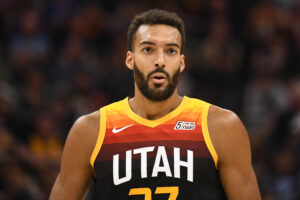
[123,96,189,128]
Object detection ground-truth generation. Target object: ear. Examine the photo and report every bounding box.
[179,54,185,72]
[125,51,134,70]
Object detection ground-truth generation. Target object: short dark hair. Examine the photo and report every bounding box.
[127,9,186,54]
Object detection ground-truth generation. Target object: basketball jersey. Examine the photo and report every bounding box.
[89,96,227,200]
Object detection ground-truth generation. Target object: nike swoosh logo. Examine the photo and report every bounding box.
[112,124,134,133]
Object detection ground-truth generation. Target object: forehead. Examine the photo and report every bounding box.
[134,24,182,47]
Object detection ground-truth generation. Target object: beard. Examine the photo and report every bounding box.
[133,62,181,102]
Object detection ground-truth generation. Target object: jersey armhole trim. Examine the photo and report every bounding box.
[202,103,218,168]
[90,107,107,176]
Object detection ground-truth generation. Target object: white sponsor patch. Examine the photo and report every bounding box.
[174,121,196,130]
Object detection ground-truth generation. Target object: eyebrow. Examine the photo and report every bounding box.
[166,43,181,48]
[139,41,155,46]
[139,41,181,48]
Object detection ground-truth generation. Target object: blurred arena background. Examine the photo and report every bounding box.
[0,0,299,199]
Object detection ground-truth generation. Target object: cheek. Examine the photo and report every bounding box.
[166,57,181,69]
[135,55,155,67]
[134,58,152,72]
[134,61,151,78]
[166,55,181,64]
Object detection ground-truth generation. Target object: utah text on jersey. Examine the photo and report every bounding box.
[113,146,193,185]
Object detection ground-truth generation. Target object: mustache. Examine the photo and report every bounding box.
[147,68,170,80]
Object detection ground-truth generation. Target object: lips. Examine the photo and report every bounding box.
[150,73,167,84]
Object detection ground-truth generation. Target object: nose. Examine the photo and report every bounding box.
[155,49,165,68]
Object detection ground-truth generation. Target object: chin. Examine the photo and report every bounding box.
[149,82,167,88]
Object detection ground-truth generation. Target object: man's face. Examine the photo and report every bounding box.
[126,24,185,101]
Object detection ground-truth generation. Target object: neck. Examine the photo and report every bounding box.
[129,86,183,120]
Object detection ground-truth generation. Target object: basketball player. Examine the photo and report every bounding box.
[50,9,261,200]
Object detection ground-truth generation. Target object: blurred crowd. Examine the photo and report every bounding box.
[0,0,299,199]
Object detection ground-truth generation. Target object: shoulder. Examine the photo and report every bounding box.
[207,105,241,129]
[65,110,101,154]
[73,110,100,136]
[207,105,251,165]
[73,97,126,134]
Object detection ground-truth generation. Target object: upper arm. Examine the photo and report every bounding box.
[50,111,99,200]
[207,105,261,200]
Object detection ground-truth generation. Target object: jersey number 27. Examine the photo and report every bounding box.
[129,186,178,200]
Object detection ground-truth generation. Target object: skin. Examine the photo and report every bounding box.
[49,112,99,199]
[208,105,261,199]
[50,24,261,200]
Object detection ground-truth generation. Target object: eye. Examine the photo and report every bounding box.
[168,49,177,55]
[143,47,152,53]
